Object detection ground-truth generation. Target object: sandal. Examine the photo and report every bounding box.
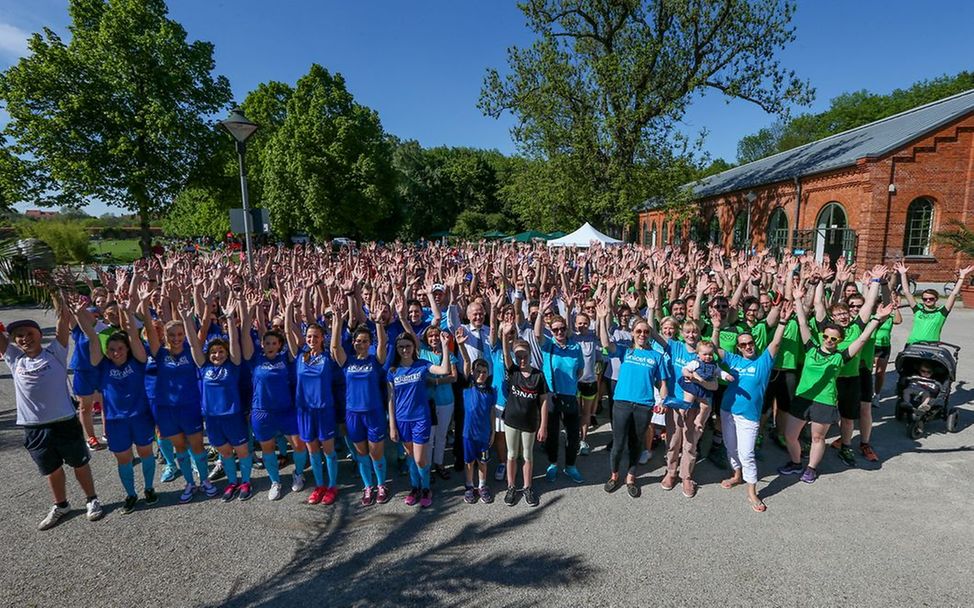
[603,477,621,493]
[750,499,767,513]
[87,436,106,451]
[626,481,640,498]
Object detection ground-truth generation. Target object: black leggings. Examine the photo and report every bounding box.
[609,400,651,474]
[545,395,581,467]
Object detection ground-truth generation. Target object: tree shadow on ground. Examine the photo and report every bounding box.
[210,494,593,608]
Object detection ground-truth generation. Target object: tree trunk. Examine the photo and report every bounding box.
[136,193,151,258]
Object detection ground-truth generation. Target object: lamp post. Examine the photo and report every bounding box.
[219,107,259,276]
[745,190,757,254]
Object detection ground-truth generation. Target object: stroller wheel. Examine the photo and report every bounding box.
[909,420,925,440]
[946,410,960,433]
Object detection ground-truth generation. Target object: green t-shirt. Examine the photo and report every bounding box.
[907,305,948,344]
[773,318,803,370]
[832,319,863,378]
[795,343,848,406]
[96,326,116,353]
[873,315,895,347]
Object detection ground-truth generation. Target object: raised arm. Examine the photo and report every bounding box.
[53,291,70,349]
[178,306,206,367]
[945,265,974,313]
[848,303,894,358]
[329,310,347,367]
[428,332,453,376]
[793,286,813,346]
[283,296,302,360]
[455,327,472,378]
[893,262,916,308]
[375,319,388,366]
[766,301,793,359]
[122,306,147,364]
[239,296,254,362]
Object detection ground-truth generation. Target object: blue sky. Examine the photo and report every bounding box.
[2,0,974,215]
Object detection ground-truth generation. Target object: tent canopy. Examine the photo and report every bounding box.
[546,222,623,247]
[506,230,550,242]
[481,230,508,240]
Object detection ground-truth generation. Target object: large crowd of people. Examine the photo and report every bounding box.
[3,241,971,530]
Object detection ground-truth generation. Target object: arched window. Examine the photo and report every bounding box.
[732,211,749,250]
[650,221,658,247]
[691,217,707,246]
[661,222,669,245]
[903,198,934,256]
[815,202,851,264]
[673,220,683,245]
[642,223,650,246]
[767,207,789,257]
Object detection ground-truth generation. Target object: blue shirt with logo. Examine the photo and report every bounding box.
[249,351,295,413]
[295,347,334,410]
[98,358,149,420]
[201,361,242,416]
[612,347,667,406]
[719,351,775,422]
[388,359,432,422]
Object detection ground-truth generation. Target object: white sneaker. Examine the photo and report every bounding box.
[268,482,283,501]
[292,473,305,492]
[494,463,506,482]
[38,503,71,531]
[638,449,652,465]
[86,498,104,522]
[578,440,591,456]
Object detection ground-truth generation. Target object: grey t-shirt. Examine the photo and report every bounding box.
[4,341,76,426]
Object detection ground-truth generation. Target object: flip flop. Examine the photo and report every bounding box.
[750,499,767,513]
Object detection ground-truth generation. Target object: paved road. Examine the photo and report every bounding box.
[2,306,974,607]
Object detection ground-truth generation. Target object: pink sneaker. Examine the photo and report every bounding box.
[376,484,391,504]
[404,487,420,506]
[420,488,433,508]
[307,486,327,505]
[322,486,338,506]
[361,486,375,506]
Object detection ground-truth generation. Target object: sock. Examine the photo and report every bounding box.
[262,452,280,484]
[176,451,194,485]
[239,455,253,483]
[407,456,420,488]
[420,464,431,490]
[221,454,238,484]
[357,453,374,488]
[86,495,98,502]
[372,456,387,486]
[56,500,69,509]
[325,451,338,488]
[140,452,156,491]
[158,437,176,467]
[309,451,325,487]
[293,449,307,477]
[118,461,136,496]
[276,435,289,457]
[192,451,209,485]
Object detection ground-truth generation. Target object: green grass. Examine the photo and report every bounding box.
[90,239,142,264]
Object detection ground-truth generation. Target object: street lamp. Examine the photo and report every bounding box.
[219,107,259,275]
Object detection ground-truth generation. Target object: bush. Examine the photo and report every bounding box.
[16,220,92,263]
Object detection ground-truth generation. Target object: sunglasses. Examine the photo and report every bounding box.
[633,329,649,335]
[822,335,841,343]
[921,297,937,302]
[551,326,567,333]
[737,340,755,348]
[514,350,530,359]
[397,343,414,349]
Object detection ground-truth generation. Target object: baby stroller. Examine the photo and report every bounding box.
[893,341,960,439]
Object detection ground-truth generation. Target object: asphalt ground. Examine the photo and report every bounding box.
[2,307,974,607]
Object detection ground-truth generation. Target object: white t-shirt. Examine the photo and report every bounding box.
[4,341,76,425]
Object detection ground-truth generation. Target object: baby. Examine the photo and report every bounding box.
[903,362,941,414]
[679,341,734,409]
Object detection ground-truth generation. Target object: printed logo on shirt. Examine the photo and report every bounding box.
[259,360,288,371]
[347,363,374,374]
[510,385,537,400]
[393,370,424,386]
[17,360,51,378]
[204,366,228,382]
[108,366,135,380]
[165,354,193,367]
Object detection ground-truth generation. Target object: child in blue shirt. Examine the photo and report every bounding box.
[456,328,497,504]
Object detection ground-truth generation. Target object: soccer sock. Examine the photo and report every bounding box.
[140,452,156,491]
[176,451,194,485]
[372,455,387,486]
[407,456,420,488]
[117,461,136,496]
[262,452,281,484]
[293,448,307,477]
[325,451,338,488]
[420,464,431,490]
[357,453,375,488]
[192,451,209,485]
[158,437,177,467]
[239,455,253,484]
[309,451,325,487]
[221,454,239,485]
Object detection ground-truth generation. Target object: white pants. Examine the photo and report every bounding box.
[720,410,759,484]
[431,403,454,466]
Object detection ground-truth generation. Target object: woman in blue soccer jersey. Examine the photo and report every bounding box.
[180,298,255,502]
[330,289,390,506]
[74,294,156,515]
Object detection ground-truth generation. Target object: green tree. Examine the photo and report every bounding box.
[261,64,396,241]
[16,220,91,263]
[481,0,812,230]
[0,136,28,210]
[0,0,232,255]
[161,187,232,240]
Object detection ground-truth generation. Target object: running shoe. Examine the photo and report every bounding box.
[637,449,652,465]
[682,480,697,498]
[160,464,179,483]
[292,473,305,493]
[860,443,879,462]
[179,483,196,504]
[660,474,677,491]
[463,486,479,504]
[578,441,591,456]
[201,479,220,498]
[420,488,433,508]
[222,483,239,503]
[504,486,518,506]
[545,463,558,482]
[144,488,158,505]
[38,503,71,531]
[523,486,539,507]
[268,482,283,501]
[308,486,327,504]
[800,467,818,484]
[207,460,225,482]
[376,485,391,504]
[322,487,338,505]
[479,485,494,504]
[87,436,106,451]
[564,466,584,484]
[777,461,804,476]
[837,446,857,467]
[494,463,507,481]
[405,487,420,507]
[121,495,138,515]
[237,482,253,501]
[361,486,376,506]
[86,498,103,522]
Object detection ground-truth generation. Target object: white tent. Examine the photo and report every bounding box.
[546,222,623,247]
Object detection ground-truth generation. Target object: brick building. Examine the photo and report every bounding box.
[638,89,974,281]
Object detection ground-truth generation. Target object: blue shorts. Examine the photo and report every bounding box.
[153,404,204,438]
[71,370,99,398]
[205,413,248,448]
[463,437,490,464]
[345,409,386,444]
[251,408,299,443]
[297,407,337,443]
[396,418,431,445]
[105,412,155,453]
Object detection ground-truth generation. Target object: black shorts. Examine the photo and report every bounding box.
[793,397,840,425]
[577,381,598,399]
[874,345,891,360]
[768,369,799,415]
[24,417,91,476]
[836,375,862,420]
[858,365,874,402]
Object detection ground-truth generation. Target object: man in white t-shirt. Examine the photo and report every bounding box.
[1,294,103,531]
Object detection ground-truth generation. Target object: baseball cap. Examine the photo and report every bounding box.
[431,283,445,293]
[6,319,41,334]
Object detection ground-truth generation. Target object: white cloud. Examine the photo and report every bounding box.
[0,21,30,59]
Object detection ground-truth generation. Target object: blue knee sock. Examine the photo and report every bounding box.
[158,437,176,467]
[325,452,338,488]
[192,451,209,485]
[262,452,280,484]
[176,451,194,485]
[221,454,238,484]
[239,455,253,483]
[309,451,324,487]
[118,461,136,496]
[293,449,307,476]
[276,435,289,457]
[420,464,431,490]
[407,456,420,488]
[356,453,374,488]
[141,452,156,491]
[372,455,387,486]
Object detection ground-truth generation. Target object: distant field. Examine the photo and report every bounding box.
[90,238,142,263]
